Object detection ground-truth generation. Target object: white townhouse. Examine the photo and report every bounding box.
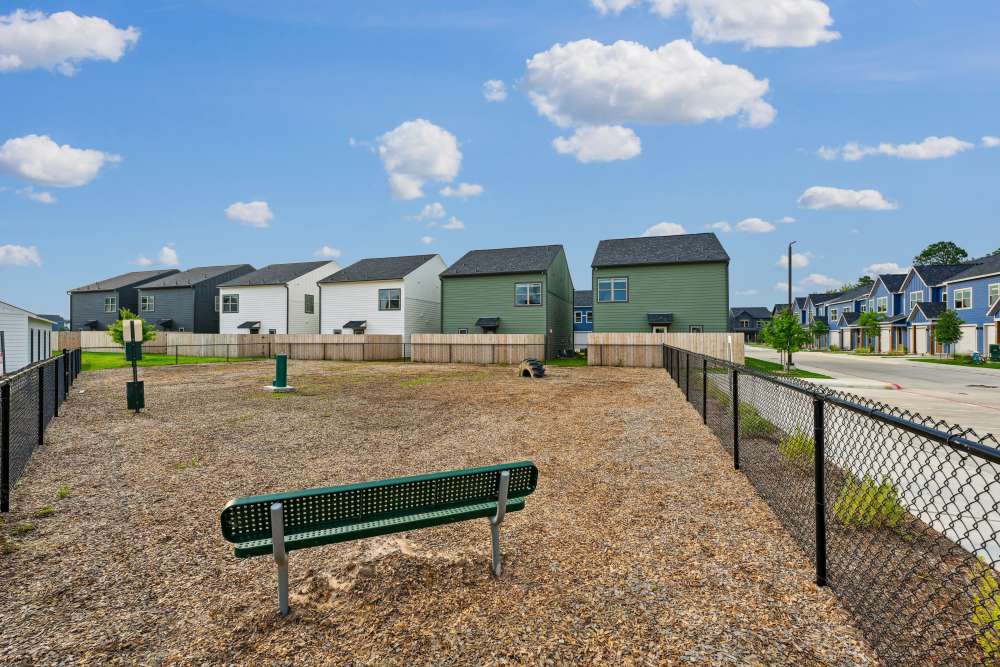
[317,254,446,343]
[0,300,54,375]
[217,261,341,334]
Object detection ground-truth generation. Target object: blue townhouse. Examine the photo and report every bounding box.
[791,297,809,326]
[573,289,593,351]
[825,284,874,350]
[802,292,843,347]
[899,263,971,355]
[942,254,1000,355]
[729,306,771,342]
[906,302,951,355]
[868,274,908,352]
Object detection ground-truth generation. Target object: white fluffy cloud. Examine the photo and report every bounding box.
[413,202,445,221]
[777,252,811,268]
[780,216,795,223]
[801,273,841,288]
[225,200,273,228]
[798,186,897,210]
[482,79,507,102]
[133,245,178,267]
[641,222,687,236]
[0,244,41,267]
[735,288,758,296]
[591,0,839,48]
[983,136,1000,148]
[441,216,465,230]
[0,9,139,76]
[17,186,55,204]
[705,221,731,232]
[818,136,974,161]
[735,217,776,233]
[440,182,483,198]
[377,119,462,200]
[0,134,121,187]
[552,125,641,163]
[420,235,434,245]
[863,262,909,277]
[314,245,342,259]
[524,39,775,130]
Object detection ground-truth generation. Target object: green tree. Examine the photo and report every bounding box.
[761,311,812,370]
[858,311,882,352]
[830,275,874,294]
[107,307,157,346]
[934,309,964,356]
[913,241,968,265]
[988,248,1000,257]
[810,318,830,349]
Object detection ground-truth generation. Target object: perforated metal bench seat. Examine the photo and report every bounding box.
[231,497,526,557]
[220,461,539,615]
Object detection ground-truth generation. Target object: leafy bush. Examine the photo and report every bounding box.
[970,557,1000,659]
[829,344,841,352]
[833,475,906,528]
[778,429,814,464]
[739,402,776,439]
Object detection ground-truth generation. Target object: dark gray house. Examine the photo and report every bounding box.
[137,264,255,333]
[68,269,180,331]
[729,307,772,342]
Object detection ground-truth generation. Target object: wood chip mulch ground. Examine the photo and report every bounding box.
[0,361,878,665]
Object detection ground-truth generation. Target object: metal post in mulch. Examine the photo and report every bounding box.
[813,394,827,587]
[264,355,295,393]
[701,358,707,424]
[731,368,740,470]
[1,382,10,512]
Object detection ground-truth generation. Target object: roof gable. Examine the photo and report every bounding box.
[320,254,437,283]
[730,307,771,319]
[944,253,1000,284]
[440,245,563,277]
[69,269,180,293]
[591,233,729,268]
[219,261,333,287]
[574,290,593,307]
[912,263,974,287]
[140,264,254,289]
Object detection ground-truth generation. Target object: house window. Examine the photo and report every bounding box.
[304,294,315,314]
[457,328,469,334]
[140,295,154,312]
[514,282,542,306]
[876,296,888,314]
[953,287,973,309]
[910,290,924,305]
[830,308,838,320]
[222,294,239,313]
[104,296,117,313]
[860,303,868,313]
[868,299,875,311]
[584,311,590,323]
[575,311,583,324]
[757,320,764,329]
[989,283,1000,307]
[689,325,704,333]
[378,288,401,311]
[596,277,628,303]
[740,319,750,328]
[268,329,277,335]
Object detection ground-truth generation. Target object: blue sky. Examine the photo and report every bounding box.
[2,0,999,315]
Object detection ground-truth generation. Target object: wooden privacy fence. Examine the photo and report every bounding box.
[587,332,744,367]
[54,332,404,361]
[410,334,546,364]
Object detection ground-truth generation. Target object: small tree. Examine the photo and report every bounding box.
[107,307,157,345]
[810,319,830,349]
[934,309,964,356]
[913,241,968,265]
[858,311,882,352]
[989,248,1000,257]
[761,310,811,370]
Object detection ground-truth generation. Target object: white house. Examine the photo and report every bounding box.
[318,254,445,343]
[0,300,55,375]
[217,261,341,334]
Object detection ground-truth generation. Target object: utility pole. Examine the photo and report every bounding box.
[788,240,797,369]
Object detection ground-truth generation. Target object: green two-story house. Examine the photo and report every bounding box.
[440,244,574,357]
[591,233,730,333]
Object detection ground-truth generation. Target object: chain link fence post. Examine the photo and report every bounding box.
[701,358,708,424]
[813,394,827,587]
[731,368,740,470]
[1,382,10,512]
[37,365,44,448]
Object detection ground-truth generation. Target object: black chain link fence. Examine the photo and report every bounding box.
[665,344,1000,665]
[1,349,82,512]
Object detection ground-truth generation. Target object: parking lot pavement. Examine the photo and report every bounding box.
[746,346,1000,438]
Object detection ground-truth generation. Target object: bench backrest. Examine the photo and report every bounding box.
[220,461,538,544]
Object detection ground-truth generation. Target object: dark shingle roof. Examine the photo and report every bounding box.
[319,255,436,283]
[69,269,180,293]
[883,313,908,324]
[574,290,593,307]
[218,261,333,287]
[795,297,808,309]
[808,292,842,305]
[827,284,874,304]
[877,274,907,293]
[440,245,563,277]
[591,233,728,268]
[840,311,861,326]
[36,314,65,323]
[913,301,948,320]
[772,304,788,314]
[945,254,1000,283]
[139,264,254,289]
[913,263,975,286]
[730,307,772,319]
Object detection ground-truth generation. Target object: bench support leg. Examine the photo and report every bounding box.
[271,502,290,616]
[489,470,511,577]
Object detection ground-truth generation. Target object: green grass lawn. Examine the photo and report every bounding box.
[912,356,1000,370]
[745,356,832,379]
[545,356,588,367]
[81,351,263,372]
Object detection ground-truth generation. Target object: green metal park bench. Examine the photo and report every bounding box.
[220,461,539,615]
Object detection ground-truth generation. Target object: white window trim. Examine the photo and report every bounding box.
[304,293,315,314]
[214,295,220,312]
[104,296,117,313]
[596,277,628,303]
[910,290,924,305]
[989,283,1000,308]
[954,287,973,310]
[877,296,888,314]
[457,328,469,334]
[739,319,750,328]
[575,311,582,324]
[378,288,401,311]
[514,282,542,306]
[222,294,239,314]
[689,325,704,333]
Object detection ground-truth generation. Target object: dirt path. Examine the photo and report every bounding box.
[0,361,876,665]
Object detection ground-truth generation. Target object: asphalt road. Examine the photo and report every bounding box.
[747,346,1000,439]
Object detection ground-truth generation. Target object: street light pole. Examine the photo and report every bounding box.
[788,240,797,369]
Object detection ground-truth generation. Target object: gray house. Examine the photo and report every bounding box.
[137,264,255,332]
[68,269,180,331]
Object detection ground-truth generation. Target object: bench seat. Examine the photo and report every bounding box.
[233,497,525,557]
